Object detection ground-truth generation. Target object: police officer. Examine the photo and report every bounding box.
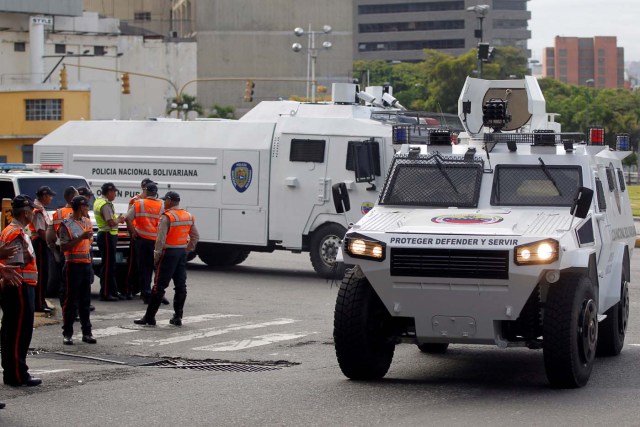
[135,191,199,326]
[122,178,154,299]
[30,186,55,313]
[60,196,96,345]
[77,186,93,202]
[46,186,77,304]
[0,195,42,387]
[94,182,125,301]
[125,182,168,304]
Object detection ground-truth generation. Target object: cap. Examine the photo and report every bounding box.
[36,186,56,197]
[71,195,89,210]
[161,191,180,202]
[101,182,118,193]
[77,186,93,197]
[12,194,36,209]
[63,186,78,199]
[141,178,154,188]
[145,183,158,194]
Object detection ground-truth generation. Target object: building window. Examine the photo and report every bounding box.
[493,19,528,29]
[358,39,464,52]
[25,99,63,121]
[94,46,106,56]
[493,0,527,10]
[358,1,464,14]
[359,20,464,33]
[134,11,151,21]
[559,49,567,58]
[55,44,66,54]
[14,42,25,52]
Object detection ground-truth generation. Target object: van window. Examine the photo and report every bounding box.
[0,181,15,201]
[16,177,90,210]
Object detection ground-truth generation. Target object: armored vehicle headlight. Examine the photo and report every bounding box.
[514,239,559,265]
[345,237,386,261]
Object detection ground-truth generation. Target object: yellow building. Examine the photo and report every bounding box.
[0,90,90,163]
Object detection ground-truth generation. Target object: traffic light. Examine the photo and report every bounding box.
[244,80,255,102]
[121,72,130,95]
[478,43,490,61]
[59,66,68,90]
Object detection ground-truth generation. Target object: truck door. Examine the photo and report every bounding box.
[220,150,267,245]
[268,135,330,248]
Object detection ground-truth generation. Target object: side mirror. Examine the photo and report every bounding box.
[570,186,594,219]
[332,182,351,213]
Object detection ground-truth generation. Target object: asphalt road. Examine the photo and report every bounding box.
[1,251,639,426]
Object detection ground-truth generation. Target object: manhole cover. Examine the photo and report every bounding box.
[143,359,285,373]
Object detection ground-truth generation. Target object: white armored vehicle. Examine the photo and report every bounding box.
[333,76,634,388]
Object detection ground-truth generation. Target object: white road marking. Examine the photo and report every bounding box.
[629,344,640,347]
[28,369,72,375]
[73,313,241,340]
[129,318,297,347]
[193,332,309,352]
[90,309,172,321]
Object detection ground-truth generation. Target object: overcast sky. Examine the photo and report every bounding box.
[528,0,640,62]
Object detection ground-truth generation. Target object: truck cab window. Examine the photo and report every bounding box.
[289,139,326,163]
[0,181,15,201]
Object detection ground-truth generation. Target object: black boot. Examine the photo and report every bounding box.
[170,292,187,326]
[134,294,162,326]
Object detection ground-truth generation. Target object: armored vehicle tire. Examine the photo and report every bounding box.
[334,267,395,380]
[198,244,251,267]
[417,343,449,354]
[597,252,630,357]
[186,251,197,262]
[310,223,347,279]
[543,273,598,388]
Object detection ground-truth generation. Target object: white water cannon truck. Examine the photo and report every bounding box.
[333,76,634,388]
[34,84,454,278]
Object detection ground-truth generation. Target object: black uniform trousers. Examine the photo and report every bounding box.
[1,283,35,386]
[62,263,93,337]
[146,248,187,319]
[136,237,155,298]
[32,237,49,311]
[97,231,118,298]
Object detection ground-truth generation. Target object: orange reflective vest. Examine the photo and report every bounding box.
[164,209,194,248]
[52,206,73,233]
[133,198,163,240]
[0,224,38,285]
[61,217,92,263]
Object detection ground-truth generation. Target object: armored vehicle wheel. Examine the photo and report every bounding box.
[310,223,347,279]
[186,251,197,262]
[417,343,449,354]
[543,273,598,388]
[334,267,395,380]
[597,252,630,357]
[197,243,251,267]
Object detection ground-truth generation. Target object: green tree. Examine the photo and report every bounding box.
[208,104,236,119]
[166,94,204,118]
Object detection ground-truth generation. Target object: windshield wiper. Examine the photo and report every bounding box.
[538,157,562,196]
[434,157,459,194]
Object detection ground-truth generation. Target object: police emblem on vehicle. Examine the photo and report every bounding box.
[431,214,503,224]
[231,162,252,193]
[361,202,374,215]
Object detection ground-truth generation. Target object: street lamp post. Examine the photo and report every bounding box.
[292,24,332,102]
[467,4,490,79]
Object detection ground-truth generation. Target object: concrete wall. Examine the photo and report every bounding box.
[195,0,353,114]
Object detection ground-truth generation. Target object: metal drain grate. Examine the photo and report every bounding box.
[143,359,284,372]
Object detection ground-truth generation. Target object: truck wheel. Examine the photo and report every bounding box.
[334,266,395,380]
[543,273,598,388]
[597,252,630,357]
[186,251,197,262]
[417,343,449,354]
[310,223,347,279]
[198,244,250,267]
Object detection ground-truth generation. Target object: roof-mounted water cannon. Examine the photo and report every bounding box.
[357,91,383,107]
[381,92,406,110]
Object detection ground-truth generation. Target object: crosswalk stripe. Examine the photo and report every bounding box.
[73,313,242,340]
[193,333,309,352]
[130,318,297,347]
[91,309,172,321]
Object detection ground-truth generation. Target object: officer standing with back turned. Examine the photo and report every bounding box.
[135,191,198,326]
